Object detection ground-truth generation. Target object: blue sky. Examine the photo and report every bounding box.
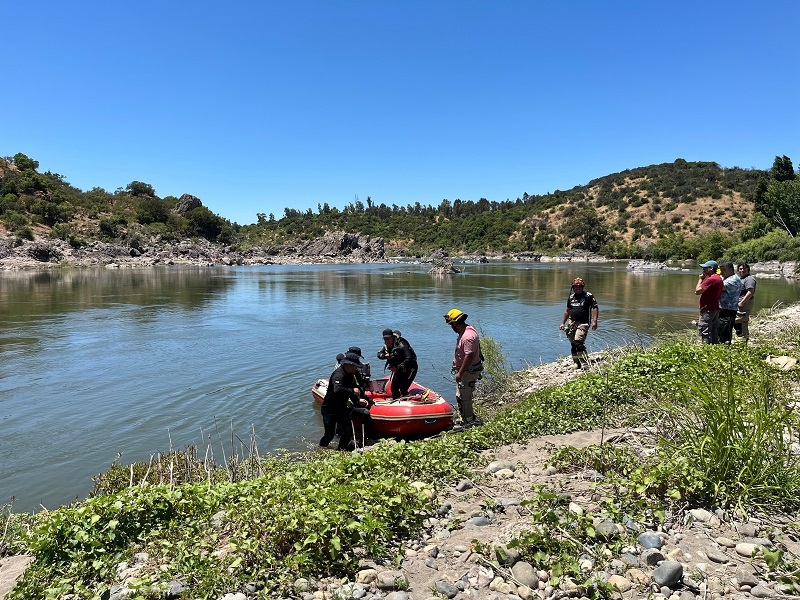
[4,1,799,226]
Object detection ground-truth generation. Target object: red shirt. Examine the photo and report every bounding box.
[699,274,724,311]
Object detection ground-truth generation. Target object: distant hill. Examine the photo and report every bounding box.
[0,153,771,259]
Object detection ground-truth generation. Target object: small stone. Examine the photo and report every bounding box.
[568,502,583,516]
[466,516,491,526]
[376,570,408,590]
[453,544,469,553]
[516,584,535,600]
[735,542,760,557]
[715,536,736,548]
[736,566,759,588]
[679,591,696,600]
[356,569,377,585]
[437,504,451,517]
[619,552,639,566]
[495,544,521,566]
[608,575,631,592]
[595,520,620,540]
[653,561,683,588]
[738,523,759,537]
[486,461,515,473]
[751,584,775,598]
[704,548,730,563]
[435,580,460,598]
[689,508,713,522]
[493,468,515,479]
[455,479,473,492]
[544,466,558,475]
[638,532,664,549]
[641,548,665,566]
[425,558,438,569]
[385,593,410,600]
[511,561,539,589]
[501,497,521,506]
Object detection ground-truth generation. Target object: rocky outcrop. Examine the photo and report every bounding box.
[173,194,203,216]
[0,230,385,269]
[425,249,461,274]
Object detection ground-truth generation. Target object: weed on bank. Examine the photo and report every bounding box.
[3,335,800,598]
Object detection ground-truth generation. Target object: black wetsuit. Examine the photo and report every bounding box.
[378,337,418,399]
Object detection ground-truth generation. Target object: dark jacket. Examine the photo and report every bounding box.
[321,365,361,414]
[378,337,418,372]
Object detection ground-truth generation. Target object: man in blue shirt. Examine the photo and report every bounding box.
[717,261,742,344]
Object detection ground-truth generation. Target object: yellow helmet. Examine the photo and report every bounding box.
[444,308,467,325]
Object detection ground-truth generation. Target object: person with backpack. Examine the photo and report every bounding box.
[443,309,483,427]
[377,328,418,399]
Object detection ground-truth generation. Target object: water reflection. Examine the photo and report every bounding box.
[0,262,796,512]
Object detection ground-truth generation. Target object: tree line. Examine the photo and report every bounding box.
[2,152,799,264]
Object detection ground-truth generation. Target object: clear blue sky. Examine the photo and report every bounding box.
[4,1,799,226]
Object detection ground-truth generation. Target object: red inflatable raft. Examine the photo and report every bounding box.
[311,375,454,437]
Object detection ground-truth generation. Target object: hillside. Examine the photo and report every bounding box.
[0,152,789,264]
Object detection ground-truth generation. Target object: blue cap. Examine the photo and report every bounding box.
[699,260,718,268]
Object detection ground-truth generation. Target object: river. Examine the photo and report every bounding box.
[0,262,796,511]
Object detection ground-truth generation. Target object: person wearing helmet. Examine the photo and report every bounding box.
[376,328,418,399]
[443,309,483,426]
[559,278,599,369]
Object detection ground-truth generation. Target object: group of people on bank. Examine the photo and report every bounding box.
[319,263,758,449]
[318,309,484,450]
[695,260,757,344]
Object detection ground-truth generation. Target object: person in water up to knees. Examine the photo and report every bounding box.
[376,328,418,399]
[559,278,599,369]
[444,309,483,427]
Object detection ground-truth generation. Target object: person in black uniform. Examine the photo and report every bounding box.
[319,352,370,450]
[559,277,599,369]
[377,328,418,399]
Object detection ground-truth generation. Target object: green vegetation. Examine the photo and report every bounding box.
[4,312,800,598]
[3,151,800,264]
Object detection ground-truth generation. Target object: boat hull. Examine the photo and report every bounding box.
[311,376,454,438]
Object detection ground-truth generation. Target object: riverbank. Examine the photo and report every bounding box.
[3,231,799,281]
[3,303,800,599]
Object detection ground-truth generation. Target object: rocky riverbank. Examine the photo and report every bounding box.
[0,231,388,270]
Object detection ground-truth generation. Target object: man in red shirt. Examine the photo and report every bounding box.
[695,260,724,344]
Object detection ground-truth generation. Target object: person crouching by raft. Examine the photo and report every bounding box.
[320,352,371,450]
[377,328,418,399]
[559,277,599,369]
[443,309,483,427]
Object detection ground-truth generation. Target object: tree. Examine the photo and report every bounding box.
[126,181,156,197]
[772,155,796,183]
[559,208,610,252]
[762,179,800,237]
[136,197,169,224]
[13,153,39,172]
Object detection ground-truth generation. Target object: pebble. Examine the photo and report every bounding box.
[511,562,538,589]
[435,580,459,598]
[751,584,775,598]
[704,548,730,563]
[486,461,515,473]
[652,561,683,588]
[637,532,664,549]
[466,516,491,526]
[608,574,632,592]
[715,536,736,547]
[735,542,760,557]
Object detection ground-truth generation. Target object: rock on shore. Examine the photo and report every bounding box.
[0,231,386,270]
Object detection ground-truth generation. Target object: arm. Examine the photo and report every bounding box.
[591,306,599,330]
[559,308,569,330]
[739,286,755,306]
[695,274,707,295]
